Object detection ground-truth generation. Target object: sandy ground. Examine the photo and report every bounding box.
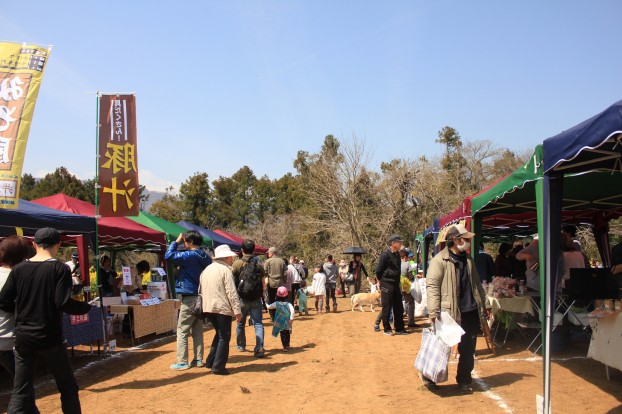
[0,296,621,413]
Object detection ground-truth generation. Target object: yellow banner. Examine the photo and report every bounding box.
[0,42,51,209]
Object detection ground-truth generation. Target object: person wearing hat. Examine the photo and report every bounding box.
[264,247,286,321]
[424,224,490,393]
[199,244,242,375]
[374,234,408,335]
[165,230,212,371]
[265,286,295,351]
[0,227,91,413]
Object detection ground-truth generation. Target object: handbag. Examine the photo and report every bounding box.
[414,328,451,383]
[190,294,203,317]
[345,273,354,283]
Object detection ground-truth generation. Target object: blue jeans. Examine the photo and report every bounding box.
[10,342,82,414]
[236,298,264,352]
[205,313,232,372]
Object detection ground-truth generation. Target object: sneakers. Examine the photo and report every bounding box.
[254,349,265,358]
[237,346,245,352]
[170,363,190,371]
[211,369,230,376]
[190,360,204,368]
[394,330,409,335]
[373,325,380,332]
[458,384,473,394]
[383,331,394,336]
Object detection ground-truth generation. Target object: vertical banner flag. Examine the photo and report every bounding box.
[0,42,51,209]
[98,94,139,216]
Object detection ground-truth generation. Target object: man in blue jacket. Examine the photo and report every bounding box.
[165,230,212,370]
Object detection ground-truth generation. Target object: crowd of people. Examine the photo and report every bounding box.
[0,224,620,411]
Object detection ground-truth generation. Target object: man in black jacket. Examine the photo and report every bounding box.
[375,234,407,336]
[0,227,91,413]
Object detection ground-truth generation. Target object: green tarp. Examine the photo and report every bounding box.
[128,212,213,247]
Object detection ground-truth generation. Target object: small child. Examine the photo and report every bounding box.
[296,280,309,316]
[311,264,327,314]
[266,286,295,351]
[369,277,379,293]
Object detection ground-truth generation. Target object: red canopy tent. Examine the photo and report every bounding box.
[213,229,268,255]
[32,194,166,249]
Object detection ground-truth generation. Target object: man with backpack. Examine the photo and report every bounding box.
[232,239,266,358]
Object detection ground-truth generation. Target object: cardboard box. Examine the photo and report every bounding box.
[147,282,168,299]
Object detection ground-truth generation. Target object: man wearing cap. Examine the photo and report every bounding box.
[165,230,212,371]
[375,234,408,335]
[0,227,91,413]
[199,245,242,375]
[425,224,489,393]
[264,247,286,321]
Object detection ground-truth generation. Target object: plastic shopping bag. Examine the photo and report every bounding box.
[414,328,451,383]
[434,311,465,347]
[410,279,422,304]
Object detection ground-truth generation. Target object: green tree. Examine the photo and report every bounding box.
[19,173,37,200]
[179,172,212,226]
[148,186,184,223]
[25,167,92,201]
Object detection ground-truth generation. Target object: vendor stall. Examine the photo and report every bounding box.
[109,300,178,341]
[588,311,622,379]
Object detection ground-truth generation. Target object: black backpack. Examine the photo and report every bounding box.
[237,257,263,301]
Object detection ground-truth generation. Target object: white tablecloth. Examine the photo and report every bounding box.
[588,312,622,372]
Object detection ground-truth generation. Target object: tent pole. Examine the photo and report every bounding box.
[95,92,109,355]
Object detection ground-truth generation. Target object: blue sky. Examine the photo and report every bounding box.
[2,1,621,191]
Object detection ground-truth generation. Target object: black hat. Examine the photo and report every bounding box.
[33,227,61,245]
[387,234,403,244]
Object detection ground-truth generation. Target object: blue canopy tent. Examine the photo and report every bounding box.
[540,99,622,414]
[419,219,439,276]
[177,221,242,252]
[0,198,95,242]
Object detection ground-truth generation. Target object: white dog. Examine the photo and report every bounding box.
[350,291,381,312]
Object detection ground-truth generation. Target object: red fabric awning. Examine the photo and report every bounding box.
[213,229,268,255]
[32,194,166,248]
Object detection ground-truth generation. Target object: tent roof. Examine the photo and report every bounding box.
[128,212,212,247]
[177,221,239,250]
[213,229,268,255]
[32,194,165,248]
[544,99,622,174]
[0,199,95,238]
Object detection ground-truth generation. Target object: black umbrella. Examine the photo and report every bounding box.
[342,246,367,255]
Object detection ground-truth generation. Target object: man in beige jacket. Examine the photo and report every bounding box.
[426,224,490,393]
[199,245,242,375]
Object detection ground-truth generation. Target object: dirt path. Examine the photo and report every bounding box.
[2,296,621,413]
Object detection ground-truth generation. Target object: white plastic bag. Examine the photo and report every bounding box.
[410,278,422,304]
[414,279,428,317]
[434,312,465,347]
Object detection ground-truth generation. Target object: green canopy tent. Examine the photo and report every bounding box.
[128,211,213,298]
[469,141,622,414]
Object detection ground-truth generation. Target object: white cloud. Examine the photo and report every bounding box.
[138,170,176,193]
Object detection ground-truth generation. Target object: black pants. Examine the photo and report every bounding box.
[205,313,232,372]
[10,342,82,414]
[280,330,291,348]
[267,287,278,320]
[325,283,337,311]
[456,310,480,385]
[0,350,14,388]
[381,282,404,332]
